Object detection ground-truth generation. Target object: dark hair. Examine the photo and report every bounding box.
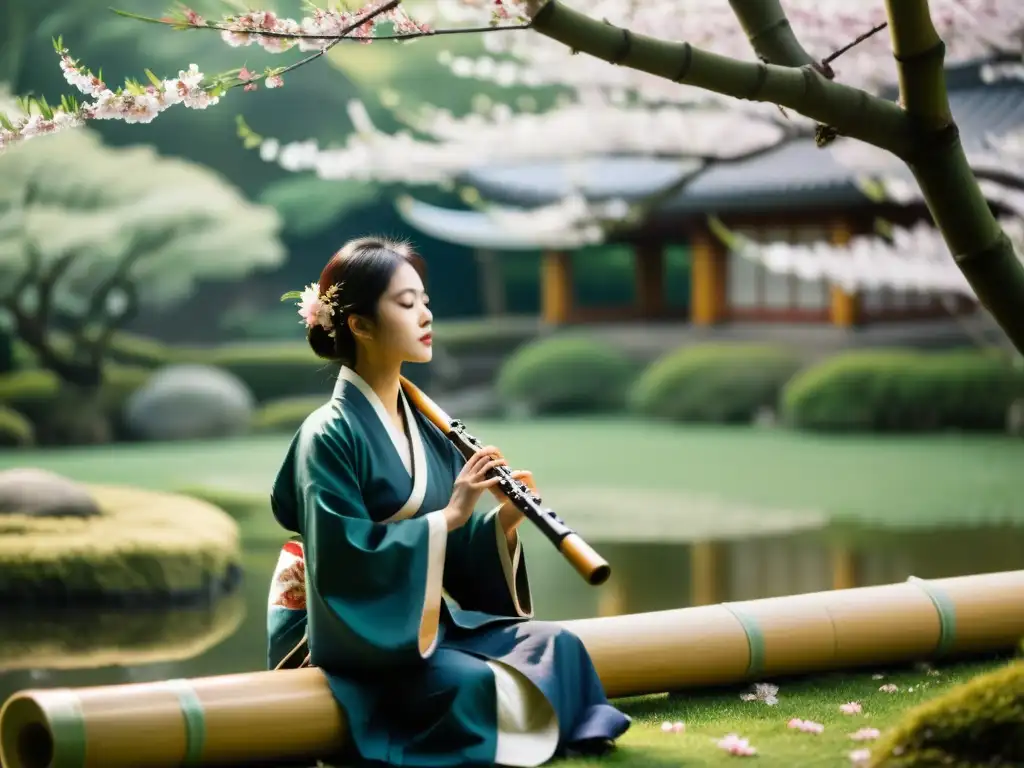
[307,236,427,365]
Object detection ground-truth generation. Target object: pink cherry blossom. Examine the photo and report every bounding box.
[717,733,756,757]
[787,718,824,734]
[850,727,881,741]
[849,748,872,765]
[660,721,685,733]
[297,284,324,327]
[266,75,285,89]
[840,702,863,715]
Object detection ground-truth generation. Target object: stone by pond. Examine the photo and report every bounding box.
[0,473,241,606]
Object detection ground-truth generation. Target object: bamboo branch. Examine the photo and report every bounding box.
[727,0,823,72]
[525,1,913,157]
[884,0,951,128]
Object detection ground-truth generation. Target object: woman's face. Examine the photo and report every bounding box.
[371,261,433,365]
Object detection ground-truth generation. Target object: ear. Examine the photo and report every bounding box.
[347,313,374,342]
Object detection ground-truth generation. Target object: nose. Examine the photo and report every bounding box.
[420,304,432,325]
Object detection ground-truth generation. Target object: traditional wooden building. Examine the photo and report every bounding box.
[399,60,1023,329]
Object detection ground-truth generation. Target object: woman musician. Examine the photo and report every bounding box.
[266,237,630,767]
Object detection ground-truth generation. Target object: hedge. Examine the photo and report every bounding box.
[188,343,337,403]
[0,406,34,448]
[11,332,177,373]
[628,343,804,424]
[868,658,1024,767]
[496,334,637,415]
[0,365,151,436]
[782,349,1024,432]
[252,395,327,434]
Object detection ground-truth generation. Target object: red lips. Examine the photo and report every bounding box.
[419,333,432,346]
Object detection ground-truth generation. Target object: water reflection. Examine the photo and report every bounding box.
[1,524,1023,705]
[0,589,246,672]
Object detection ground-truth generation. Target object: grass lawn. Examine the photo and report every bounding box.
[558,657,1014,768]
[2,418,1022,533]
[2,422,1021,765]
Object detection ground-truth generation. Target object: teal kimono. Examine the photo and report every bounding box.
[267,367,630,767]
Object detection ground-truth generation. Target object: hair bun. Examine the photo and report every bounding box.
[307,324,339,361]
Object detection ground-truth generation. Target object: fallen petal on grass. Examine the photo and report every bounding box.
[717,733,757,756]
[850,727,881,741]
[849,747,872,764]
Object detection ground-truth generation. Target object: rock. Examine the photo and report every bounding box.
[0,467,101,518]
[752,406,778,428]
[124,364,255,442]
[1007,398,1024,437]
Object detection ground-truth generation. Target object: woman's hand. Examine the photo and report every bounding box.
[443,445,506,531]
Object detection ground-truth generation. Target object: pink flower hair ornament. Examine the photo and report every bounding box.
[281,282,342,337]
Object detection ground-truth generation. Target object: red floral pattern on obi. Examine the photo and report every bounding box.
[269,539,307,611]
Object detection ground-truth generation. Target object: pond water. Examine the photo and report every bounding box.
[2,521,1024,706]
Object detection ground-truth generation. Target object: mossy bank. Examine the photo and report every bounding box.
[0,484,242,606]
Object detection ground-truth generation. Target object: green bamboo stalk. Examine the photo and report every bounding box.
[885,0,1024,351]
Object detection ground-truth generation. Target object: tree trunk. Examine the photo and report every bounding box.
[42,383,112,446]
[475,248,508,316]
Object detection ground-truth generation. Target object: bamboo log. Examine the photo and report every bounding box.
[3,570,1023,768]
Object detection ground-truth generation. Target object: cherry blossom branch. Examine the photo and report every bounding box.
[111,7,530,43]
[523,0,913,158]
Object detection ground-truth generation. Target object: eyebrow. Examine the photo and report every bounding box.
[392,288,427,300]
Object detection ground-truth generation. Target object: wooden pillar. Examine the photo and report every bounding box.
[541,250,572,325]
[474,248,507,316]
[830,546,860,590]
[828,219,861,328]
[634,243,665,318]
[691,229,727,326]
[690,541,727,606]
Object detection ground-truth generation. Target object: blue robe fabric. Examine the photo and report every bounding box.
[266,368,630,767]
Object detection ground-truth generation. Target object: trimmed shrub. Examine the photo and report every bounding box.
[782,349,1024,432]
[0,366,151,432]
[105,332,177,369]
[124,364,255,441]
[868,659,1024,767]
[0,369,58,425]
[191,343,337,403]
[174,485,267,521]
[495,334,637,415]
[0,406,34,448]
[628,343,803,424]
[252,395,327,434]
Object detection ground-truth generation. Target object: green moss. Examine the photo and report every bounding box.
[0,484,241,602]
[867,658,1024,768]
